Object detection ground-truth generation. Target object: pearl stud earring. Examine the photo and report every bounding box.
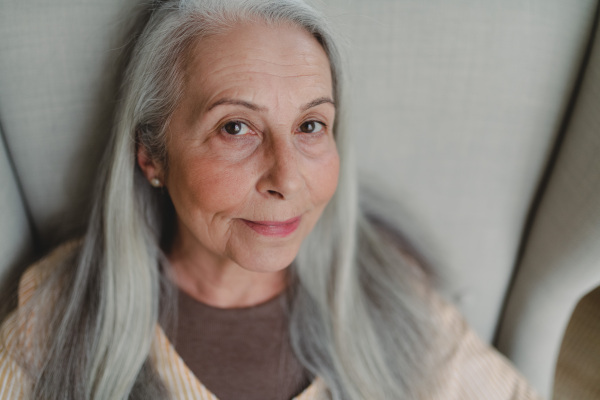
[150,178,162,188]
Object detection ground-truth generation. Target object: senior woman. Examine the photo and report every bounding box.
[0,0,541,399]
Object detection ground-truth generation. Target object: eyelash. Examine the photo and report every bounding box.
[217,118,328,138]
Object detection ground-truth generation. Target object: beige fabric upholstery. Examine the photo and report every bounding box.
[321,0,597,343]
[553,287,600,400]
[0,129,33,285]
[1,0,599,398]
[496,8,600,397]
[0,0,140,243]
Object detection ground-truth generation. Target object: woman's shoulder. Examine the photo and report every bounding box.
[17,239,81,308]
[2,238,82,336]
[426,290,543,399]
[0,240,81,399]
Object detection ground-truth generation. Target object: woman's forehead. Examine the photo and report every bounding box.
[186,20,329,68]
[181,21,333,110]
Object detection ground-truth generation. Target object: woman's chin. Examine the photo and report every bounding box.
[228,246,299,274]
[223,226,304,273]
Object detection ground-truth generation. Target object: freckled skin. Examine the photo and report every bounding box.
[138,22,339,307]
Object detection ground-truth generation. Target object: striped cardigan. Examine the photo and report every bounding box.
[0,244,542,400]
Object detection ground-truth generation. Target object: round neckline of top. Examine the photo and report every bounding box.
[177,287,290,317]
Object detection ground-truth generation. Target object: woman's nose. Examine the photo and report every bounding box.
[256,137,305,200]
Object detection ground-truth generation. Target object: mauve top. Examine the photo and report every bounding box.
[172,288,312,400]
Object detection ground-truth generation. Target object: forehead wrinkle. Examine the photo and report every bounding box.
[213,63,326,80]
[185,33,330,80]
[180,27,333,124]
[210,65,330,86]
[182,62,252,117]
[242,53,321,67]
[193,61,319,86]
[200,63,329,94]
[185,69,330,121]
[200,45,326,71]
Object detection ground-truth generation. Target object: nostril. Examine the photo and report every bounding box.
[268,190,284,199]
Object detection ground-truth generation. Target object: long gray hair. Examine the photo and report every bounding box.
[24,0,436,399]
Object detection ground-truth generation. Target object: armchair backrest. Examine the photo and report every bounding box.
[1,1,598,397]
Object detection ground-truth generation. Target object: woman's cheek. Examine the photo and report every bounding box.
[180,157,254,213]
[310,148,340,203]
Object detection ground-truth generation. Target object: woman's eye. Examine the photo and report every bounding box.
[298,120,324,134]
[222,121,251,136]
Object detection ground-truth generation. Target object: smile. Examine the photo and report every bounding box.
[241,216,301,237]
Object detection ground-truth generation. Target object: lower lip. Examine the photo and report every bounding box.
[241,217,301,237]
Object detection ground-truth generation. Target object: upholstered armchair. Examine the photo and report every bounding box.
[1,1,598,398]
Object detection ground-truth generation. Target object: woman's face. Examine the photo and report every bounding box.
[156,21,339,273]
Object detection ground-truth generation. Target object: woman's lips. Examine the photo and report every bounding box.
[241,216,301,237]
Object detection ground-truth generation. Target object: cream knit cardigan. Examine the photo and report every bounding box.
[0,244,542,400]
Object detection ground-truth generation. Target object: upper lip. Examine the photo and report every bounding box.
[242,216,301,225]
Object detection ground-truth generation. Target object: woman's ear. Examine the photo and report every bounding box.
[137,143,165,187]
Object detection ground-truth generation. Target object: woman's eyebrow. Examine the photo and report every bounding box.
[207,98,267,112]
[206,97,335,112]
[301,96,335,111]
